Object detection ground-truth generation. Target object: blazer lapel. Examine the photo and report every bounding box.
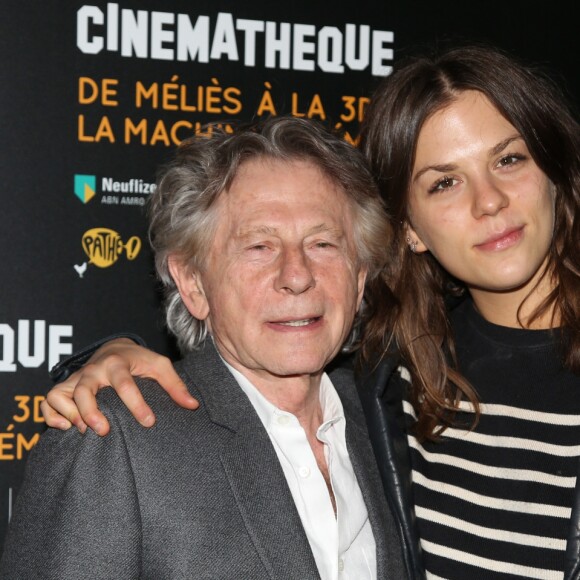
[220,419,320,580]
[179,343,320,580]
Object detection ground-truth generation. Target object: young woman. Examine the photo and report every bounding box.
[42,46,580,579]
[357,46,580,579]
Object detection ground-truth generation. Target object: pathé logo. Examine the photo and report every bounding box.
[81,227,141,268]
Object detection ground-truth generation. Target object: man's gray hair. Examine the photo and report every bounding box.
[149,116,392,353]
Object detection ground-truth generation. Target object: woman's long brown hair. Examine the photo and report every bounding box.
[359,45,580,441]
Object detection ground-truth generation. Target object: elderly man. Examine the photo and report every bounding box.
[0,117,405,579]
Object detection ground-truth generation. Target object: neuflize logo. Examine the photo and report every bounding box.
[73,174,155,206]
[74,174,96,203]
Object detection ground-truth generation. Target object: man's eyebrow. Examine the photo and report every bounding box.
[306,223,344,237]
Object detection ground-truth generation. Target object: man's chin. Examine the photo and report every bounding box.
[266,359,329,379]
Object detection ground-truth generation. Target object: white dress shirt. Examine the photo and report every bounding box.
[225,363,377,580]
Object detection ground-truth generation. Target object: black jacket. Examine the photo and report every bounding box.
[356,351,425,580]
[356,351,580,580]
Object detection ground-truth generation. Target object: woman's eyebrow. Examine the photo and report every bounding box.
[413,163,457,183]
[489,134,523,157]
[412,134,524,183]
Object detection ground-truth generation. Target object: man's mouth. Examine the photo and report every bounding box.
[277,317,320,327]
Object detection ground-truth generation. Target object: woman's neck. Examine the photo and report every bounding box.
[469,269,559,329]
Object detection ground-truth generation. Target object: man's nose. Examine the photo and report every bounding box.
[274,247,316,294]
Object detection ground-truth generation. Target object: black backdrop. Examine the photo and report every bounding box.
[0,0,577,551]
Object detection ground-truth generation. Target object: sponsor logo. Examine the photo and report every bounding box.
[74,227,142,277]
[74,174,155,206]
[74,174,96,203]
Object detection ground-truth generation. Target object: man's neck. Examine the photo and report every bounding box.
[226,360,336,513]
[223,357,326,436]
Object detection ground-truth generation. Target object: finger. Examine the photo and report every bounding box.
[44,389,88,434]
[90,346,198,411]
[144,356,199,409]
[73,381,111,436]
[39,399,73,430]
[106,366,157,428]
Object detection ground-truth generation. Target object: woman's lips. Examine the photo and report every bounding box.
[476,227,524,251]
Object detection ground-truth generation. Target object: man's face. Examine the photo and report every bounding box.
[176,158,366,387]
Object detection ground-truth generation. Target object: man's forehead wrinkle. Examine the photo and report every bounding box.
[237,225,278,237]
[236,223,345,238]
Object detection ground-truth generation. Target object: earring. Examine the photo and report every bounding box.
[406,237,418,254]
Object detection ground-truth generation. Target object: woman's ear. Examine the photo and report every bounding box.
[167,256,210,320]
[403,222,428,254]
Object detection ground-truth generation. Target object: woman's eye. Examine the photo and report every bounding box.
[429,176,458,194]
[497,153,525,167]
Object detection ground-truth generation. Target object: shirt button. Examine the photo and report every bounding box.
[298,466,311,478]
[338,558,344,571]
[277,415,290,426]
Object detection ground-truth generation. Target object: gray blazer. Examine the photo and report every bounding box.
[0,341,405,579]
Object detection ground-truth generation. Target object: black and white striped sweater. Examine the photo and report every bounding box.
[407,299,580,580]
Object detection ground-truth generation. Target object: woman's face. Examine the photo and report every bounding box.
[407,90,555,307]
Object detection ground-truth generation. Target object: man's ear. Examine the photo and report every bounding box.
[167,256,210,320]
[404,222,428,254]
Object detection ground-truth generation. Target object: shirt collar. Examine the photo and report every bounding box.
[221,359,344,434]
